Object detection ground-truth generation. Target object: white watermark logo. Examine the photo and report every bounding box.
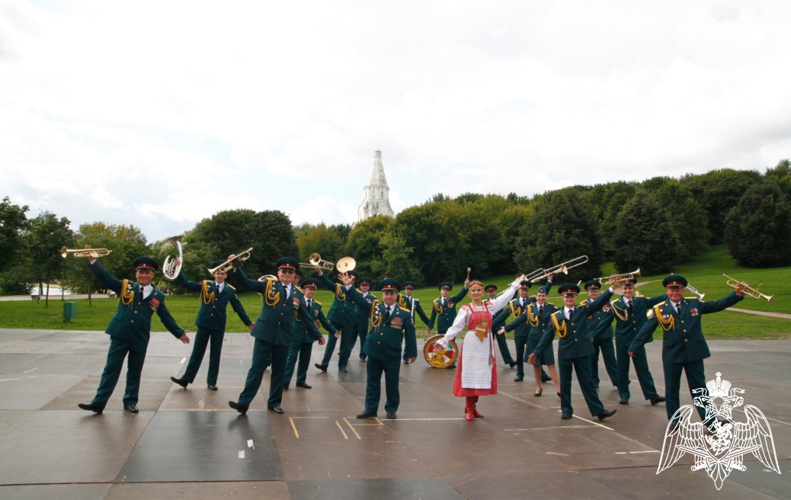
[657,372,781,490]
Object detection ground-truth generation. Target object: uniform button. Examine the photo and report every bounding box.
[685,339,688,342]
[134,311,137,314]
[380,333,384,336]
[378,341,381,344]
[211,314,214,316]
[683,330,687,333]
[131,320,134,323]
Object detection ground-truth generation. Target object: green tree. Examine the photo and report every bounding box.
[514,190,604,283]
[613,191,680,275]
[380,228,421,285]
[0,197,30,294]
[344,215,393,279]
[764,159,791,199]
[682,169,763,244]
[581,181,637,259]
[26,212,76,306]
[724,183,791,267]
[296,224,346,267]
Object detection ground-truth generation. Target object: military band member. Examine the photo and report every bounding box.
[340,276,375,364]
[493,277,553,381]
[399,280,430,364]
[283,278,333,390]
[315,270,358,373]
[629,274,744,425]
[529,284,617,421]
[427,281,469,336]
[485,284,517,368]
[78,252,190,414]
[584,280,618,390]
[610,277,665,406]
[333,274,417,420]
[170,260,254,390]
[227,257,322,415]
[501,286,560,396]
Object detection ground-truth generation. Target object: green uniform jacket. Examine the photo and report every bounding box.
[232,267,321,346]
[489,290,518,331]
[294,299,337,344]
[176,271,252,330]
[629,292,743,364]
[317,273,356,327]
[492,282,553,337]
[90,260,184,346]
[534,289,614,360]
[346,287,417,361]
[586,298,614,340]
[428,287,468,331]
[397,294,431,326]
[611,295,666,348]
[353,291,377,329]
[504,301,558,340]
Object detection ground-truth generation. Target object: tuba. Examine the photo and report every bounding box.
[61,246,111,259]
[162,236,183,282]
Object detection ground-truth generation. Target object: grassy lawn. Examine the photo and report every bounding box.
[1,246,788,339]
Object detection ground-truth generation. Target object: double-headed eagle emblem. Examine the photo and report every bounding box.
[657,372,781,489]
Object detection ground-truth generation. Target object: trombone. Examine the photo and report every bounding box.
[686,283,706,301]
[524,268,548,282]
[208,248,253,274]
[61,246,111,259]
[299,253,334,271]
[723,274,774,302]
[546,255,589,275]
[596,268,641,286]
[162,235,183,281]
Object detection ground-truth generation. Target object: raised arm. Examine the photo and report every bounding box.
[88,259,123,294]
[175,270,203,293]
[230,266,265,293]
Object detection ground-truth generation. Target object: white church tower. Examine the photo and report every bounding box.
[358,150,395,221]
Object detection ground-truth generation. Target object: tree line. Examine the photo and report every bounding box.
[2,161,790,297]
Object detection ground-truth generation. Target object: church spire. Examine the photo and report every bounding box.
[358,150,394,221]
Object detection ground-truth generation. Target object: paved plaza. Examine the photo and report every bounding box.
[0,328,788,499]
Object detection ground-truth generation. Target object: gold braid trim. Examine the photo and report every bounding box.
[551,311,568,338]
[509,302,522,317]
[398,294,407,309]
[120,279,135,307]
[526,304,539,327]
[655,303,674,332]
[263,277,280,306]
[336,284,346,301]
[201,280,216,305]
[433,299,443,315]
[370,300,384,328]
[611,300,629,322]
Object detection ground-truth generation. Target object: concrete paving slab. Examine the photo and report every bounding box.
[106,481,291,499]
[0,484,111,500]
[288,478,463,500]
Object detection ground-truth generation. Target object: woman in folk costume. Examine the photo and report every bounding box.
[434,275,526,421]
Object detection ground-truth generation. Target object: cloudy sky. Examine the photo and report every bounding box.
[2,1,790,242]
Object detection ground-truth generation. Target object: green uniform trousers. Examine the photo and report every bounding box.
[238,338,288,408]
[92,337,147,408]
[558,355,605,417]
[181,326,224,386]
[364,355,402,413]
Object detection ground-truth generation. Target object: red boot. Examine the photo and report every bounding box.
[471,396,484,418]
[465,397,474,421]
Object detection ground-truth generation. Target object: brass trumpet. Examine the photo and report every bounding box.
[61,246,111,259]
[597,268,641,286]
[685,283,706,301]
[299,253,334,271]
[162,235,183,282]
[208,248,253,274]
[546,255,589,275]
[723,274,774,302]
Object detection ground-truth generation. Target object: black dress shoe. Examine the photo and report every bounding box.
[508,361,517,368]
[514,375,524,382]
[597,409,617,421]
[650,396,666,406]
[561,413,573,420]
[124,404,139,413]
[593,382,599,388]
[534,389,543,397]
[170,376,188,388]
[541,375,552,383]
[386,411,397,419]
[360,356,367,362]
[207,385,218,391]
[619,398,629,405]
[229,401,248,415]
[338,367,348,373]
[283,383,290,390]
[78,403,103,414]
[296,382,312,389]
[356,410,378,419]
[314,363,328,372]
[268,406,284,414]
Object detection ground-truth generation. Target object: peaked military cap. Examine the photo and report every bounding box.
[558,283,580,295]
[620,276,638,285]
[294,267,303,277]
[584,280,601,290]
[484,284,497,292]
[663,274,688,288]
[358,277,373,285]
[403,280,417,289]
[347,270,359,280]
[275,257,299,270]
[438,281,452,290]
[537,287,547,294]
[301,277,319,288]
[133,257,158,271]
[380,278,401,292]
[210,259,225,272]
[520,280,532,289]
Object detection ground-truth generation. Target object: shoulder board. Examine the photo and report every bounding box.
[551,310,562,316]
[265,276,279,282]
[356,287,362,293]
[226,284,236,290]
[577,299,587,306]
[434,298,440,305]
[294,285,303,293]
[610,299,618,305]
[314,300,322,306]
[203,280,212,285]
[399,305,410,313]
[413,298,419,302]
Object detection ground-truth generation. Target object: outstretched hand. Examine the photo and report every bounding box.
[337,272,354,286]
[497,327,505,336]
[180,331,191,344]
